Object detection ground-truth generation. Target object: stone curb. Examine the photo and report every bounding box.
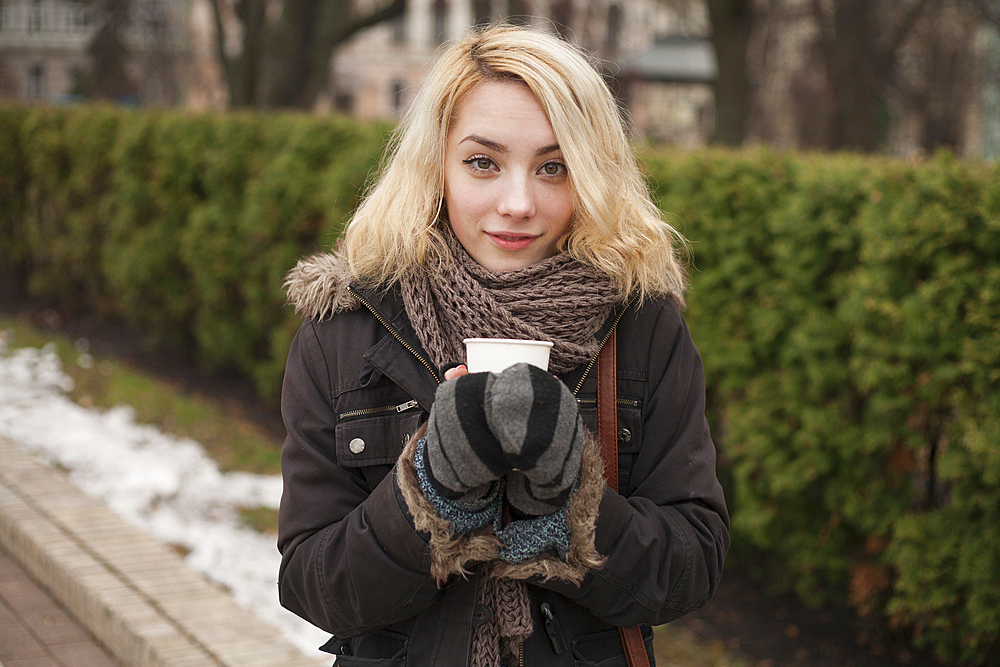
[0,436,324,667]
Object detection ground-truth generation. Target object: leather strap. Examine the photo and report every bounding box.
[620,625,651,667]
[596,328,618,493]
[595,329,651,667]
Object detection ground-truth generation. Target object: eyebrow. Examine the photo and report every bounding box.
[460,134,560,157]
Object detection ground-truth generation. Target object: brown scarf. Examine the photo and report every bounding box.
[401,228,617,667]
[401,229,618,376]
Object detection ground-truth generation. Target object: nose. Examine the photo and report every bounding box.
[496,174,535,220]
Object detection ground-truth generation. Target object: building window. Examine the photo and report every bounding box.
[473,0,491,26]
[28,65,46,100]
[606,4,621,53]
[69,2,87,31]
[551,0,572,38]
[432,0,447,44]
[69,66,84,94]
[29,0,44,33]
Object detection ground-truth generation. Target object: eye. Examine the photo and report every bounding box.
[463,155,497,173]
[539,161,567,177]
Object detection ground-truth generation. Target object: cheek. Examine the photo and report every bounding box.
[546,190,575,233]
[445,176,488,222]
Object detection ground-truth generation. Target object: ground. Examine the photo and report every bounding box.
[3,300,946,667]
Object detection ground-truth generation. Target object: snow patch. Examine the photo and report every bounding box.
[0,340,329,661]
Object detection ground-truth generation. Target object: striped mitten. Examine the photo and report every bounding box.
[423,372,510,502]
[485,363,584,517]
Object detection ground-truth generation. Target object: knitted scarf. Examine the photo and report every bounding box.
[401,228,619,376]
[401,228,618,667]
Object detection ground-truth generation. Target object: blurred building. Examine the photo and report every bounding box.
[0,0,191,105]
[331,0,717,146]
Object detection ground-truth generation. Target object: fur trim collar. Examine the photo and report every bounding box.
[283,252,358,320]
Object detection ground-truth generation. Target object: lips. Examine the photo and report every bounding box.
[486,231,538,250]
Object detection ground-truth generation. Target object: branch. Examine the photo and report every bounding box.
[326,0,406,47]
[886,0,937,56]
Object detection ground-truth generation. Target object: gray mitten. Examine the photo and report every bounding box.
[424,372,511,501]
[485,363,584,516]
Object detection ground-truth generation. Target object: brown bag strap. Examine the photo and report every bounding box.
[597,327,618,493]
[595,329,651,667]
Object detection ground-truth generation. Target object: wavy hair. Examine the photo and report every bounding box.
[342,23,688,306]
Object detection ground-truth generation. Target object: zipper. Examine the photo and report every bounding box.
[348,286,442,384]
[519,640,525,667]
[571,291,640,396]
[338,399,419,421]
[576,397,640,409]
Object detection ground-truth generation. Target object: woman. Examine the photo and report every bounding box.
[278,23,729,666]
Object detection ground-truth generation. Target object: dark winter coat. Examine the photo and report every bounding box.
[277,281,730,666]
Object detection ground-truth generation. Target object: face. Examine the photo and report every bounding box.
[443,80,574,272]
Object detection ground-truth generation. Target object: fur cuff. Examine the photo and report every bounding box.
[397,428,502,585]
[492,431,607,585]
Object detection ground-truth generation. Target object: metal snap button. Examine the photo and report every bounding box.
[349,438,366,454]
[617,428,632,444]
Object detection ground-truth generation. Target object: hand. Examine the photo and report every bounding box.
[485,364,584,516]
[423,367,510,501]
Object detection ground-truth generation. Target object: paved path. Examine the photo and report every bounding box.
[0,436,324,667]
[1,547,120,666]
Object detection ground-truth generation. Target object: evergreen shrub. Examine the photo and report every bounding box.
[1,105,387,396]
[1,105,998,664]
[647,149,1000,665]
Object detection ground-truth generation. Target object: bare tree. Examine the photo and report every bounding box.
[209,0,406,109]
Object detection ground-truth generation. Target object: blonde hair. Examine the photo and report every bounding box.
[342,23,688,305]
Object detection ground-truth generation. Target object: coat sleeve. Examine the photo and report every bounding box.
[276,320,442,637]
[537,300,731,627]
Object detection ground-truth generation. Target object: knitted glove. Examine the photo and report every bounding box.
[485,363,584,517]
[424,372,511,502]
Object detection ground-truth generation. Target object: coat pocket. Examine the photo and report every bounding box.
[335,406,423,468]
[321,630,408,665]
[570,625,654,667]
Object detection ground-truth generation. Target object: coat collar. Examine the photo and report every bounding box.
[349,283,441,410]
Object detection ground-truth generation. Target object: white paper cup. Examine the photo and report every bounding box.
[463,338,554,374]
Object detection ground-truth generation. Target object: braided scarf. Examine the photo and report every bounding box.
[401,229,618,376]
[401,228,618,667]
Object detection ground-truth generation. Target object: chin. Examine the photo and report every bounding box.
[481,254,535,273]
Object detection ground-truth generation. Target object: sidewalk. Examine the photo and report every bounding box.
[0,436,324,667]
[1,546,119,666]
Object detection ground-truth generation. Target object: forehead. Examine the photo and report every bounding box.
[448,80,556,143]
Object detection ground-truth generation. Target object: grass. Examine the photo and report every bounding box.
[1,313,748,667]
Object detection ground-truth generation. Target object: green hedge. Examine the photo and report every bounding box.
[1,105,389,393]
[2,106,998,664]
[647,149,1000,665]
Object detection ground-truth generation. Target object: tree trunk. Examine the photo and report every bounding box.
[825,0,882,151]
[706,0,754,146]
